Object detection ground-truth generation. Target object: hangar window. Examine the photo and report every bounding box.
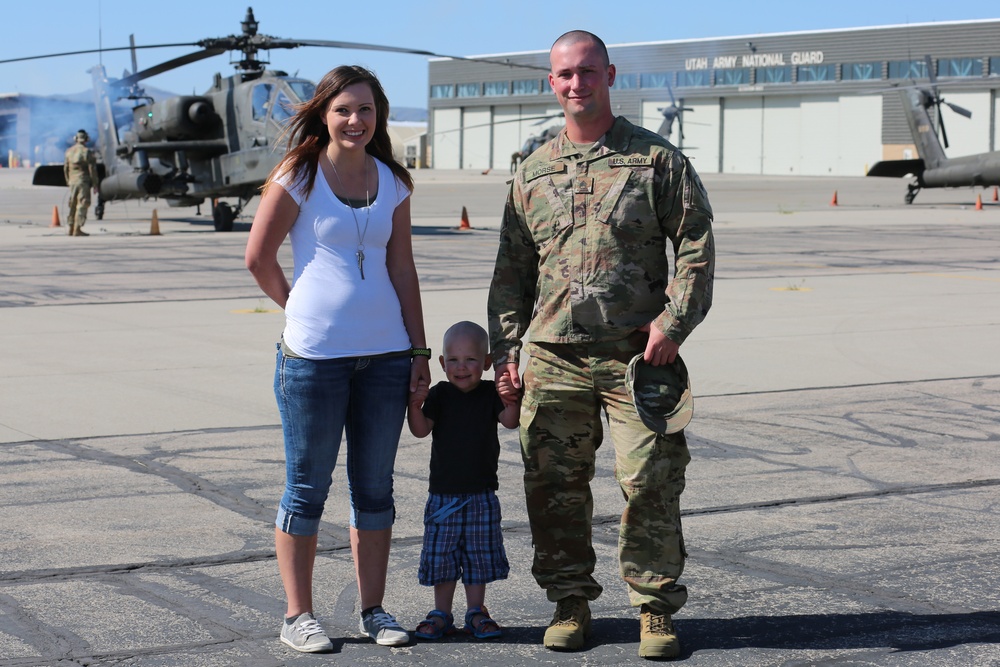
[991,57,1000,76]
[888,59,928,79]
[715,68,750,86]
[757,66,792,83]
[512,79,540,95]
[612,73,637,90]
[678,70,711,87]
[542,78,553,93]
[841,62,881,80]
[640,72,674,88]
[457,83,480,98]
[431,84,455,99]
[938,57,982,77]
[797,64,836,82]
[484,81,510,97]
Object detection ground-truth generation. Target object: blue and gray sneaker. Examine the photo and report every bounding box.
[359,606,409,646]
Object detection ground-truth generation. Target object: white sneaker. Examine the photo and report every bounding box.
[280,612,333,653]
[359,606,409,646]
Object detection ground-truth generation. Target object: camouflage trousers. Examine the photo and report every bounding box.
[520,338,690,613]
[67,181,92,229]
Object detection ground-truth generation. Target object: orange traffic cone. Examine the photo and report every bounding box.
[975,194,983,211]
[458,206,472,231]
[993,186,998,202]
[50,205,61,227]
[150,209,161,235]
[830,191,838,206]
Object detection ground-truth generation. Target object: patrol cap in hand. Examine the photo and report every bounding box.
[625,353,693,434]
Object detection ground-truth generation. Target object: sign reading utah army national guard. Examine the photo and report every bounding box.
[684,51,825,70]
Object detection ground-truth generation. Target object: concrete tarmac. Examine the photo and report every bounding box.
[1,167,998,666]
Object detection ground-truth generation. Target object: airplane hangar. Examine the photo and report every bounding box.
[427,19,1000,176]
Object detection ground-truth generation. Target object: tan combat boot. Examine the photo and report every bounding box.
[639,604,680,659]
[543,596,590,650]
[73,225,89,237]
[67,223,75,236]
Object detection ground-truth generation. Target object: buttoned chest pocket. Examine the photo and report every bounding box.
[595,167,658,241]
[523,175,573,249]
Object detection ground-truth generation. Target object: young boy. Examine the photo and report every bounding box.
[407,321,520,639]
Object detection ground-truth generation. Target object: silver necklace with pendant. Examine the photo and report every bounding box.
[329,154,371,280]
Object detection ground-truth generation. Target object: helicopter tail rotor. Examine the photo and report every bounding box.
[921,55,973,149]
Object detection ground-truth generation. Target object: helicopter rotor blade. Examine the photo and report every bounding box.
[945,101,973,119]
[937,104,950,149]
[116,48,228,88]
[0,41,198,66]
[277,38,550,72]
[129,35,138,75]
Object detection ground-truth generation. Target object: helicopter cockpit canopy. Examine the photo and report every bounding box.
[250,77,315,126]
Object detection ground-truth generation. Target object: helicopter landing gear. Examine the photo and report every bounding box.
[212,201,236,232]
[905,183,920,205]
[94,197,105,220]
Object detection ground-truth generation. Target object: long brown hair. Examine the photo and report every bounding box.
[263,65,413,196]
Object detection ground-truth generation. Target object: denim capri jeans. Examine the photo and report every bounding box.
[273,347,411,536]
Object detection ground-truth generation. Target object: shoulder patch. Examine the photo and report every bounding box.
[524,163,567,182]
[609,156,654,167]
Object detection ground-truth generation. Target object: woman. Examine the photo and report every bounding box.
[246,65,430,653]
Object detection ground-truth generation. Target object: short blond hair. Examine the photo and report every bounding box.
[442,321,489,356]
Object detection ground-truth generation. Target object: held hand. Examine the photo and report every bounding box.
[410,356,431,394]
[409,377,429,406]
[496,372,521,407]
[639,323,679,366]
[497,362,521,391]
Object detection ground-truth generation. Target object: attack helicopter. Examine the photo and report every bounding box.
[1,7,546,230]
[866,55,1000,204]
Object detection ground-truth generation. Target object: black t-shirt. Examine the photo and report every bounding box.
[422,380,505,494]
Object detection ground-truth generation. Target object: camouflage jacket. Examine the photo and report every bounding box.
[488,116,715,366]
[64,144,99,185]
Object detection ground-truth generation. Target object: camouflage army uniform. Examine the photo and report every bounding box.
[487,116,714,613]
[64,137,99,235]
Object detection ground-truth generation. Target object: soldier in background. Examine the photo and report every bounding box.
[63,129,99,236]
[487,30,715,660]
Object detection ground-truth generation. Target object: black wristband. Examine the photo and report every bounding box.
[410,347,432,358]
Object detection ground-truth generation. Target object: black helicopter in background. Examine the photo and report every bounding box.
[0,7,542,230]
[867,55,1000,204]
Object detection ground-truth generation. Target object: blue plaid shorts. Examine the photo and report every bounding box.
[418,490,510,586]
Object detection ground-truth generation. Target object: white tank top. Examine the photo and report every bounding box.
[277,157,412,359]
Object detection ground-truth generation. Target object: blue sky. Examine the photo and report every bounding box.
[2,1,997,109]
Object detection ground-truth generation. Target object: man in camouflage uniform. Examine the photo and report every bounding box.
[487,30,714,659]
[63,129,99,237]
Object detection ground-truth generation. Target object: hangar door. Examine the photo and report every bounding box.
[492,105,563,172]
[722,97,763,174]
[432,108,461,169]
[837,95,881,175]
[761,97,801,174]
[722,94,881,176]
[683,99,721,174]
[461,108,492,170]
[799,96,839,175]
